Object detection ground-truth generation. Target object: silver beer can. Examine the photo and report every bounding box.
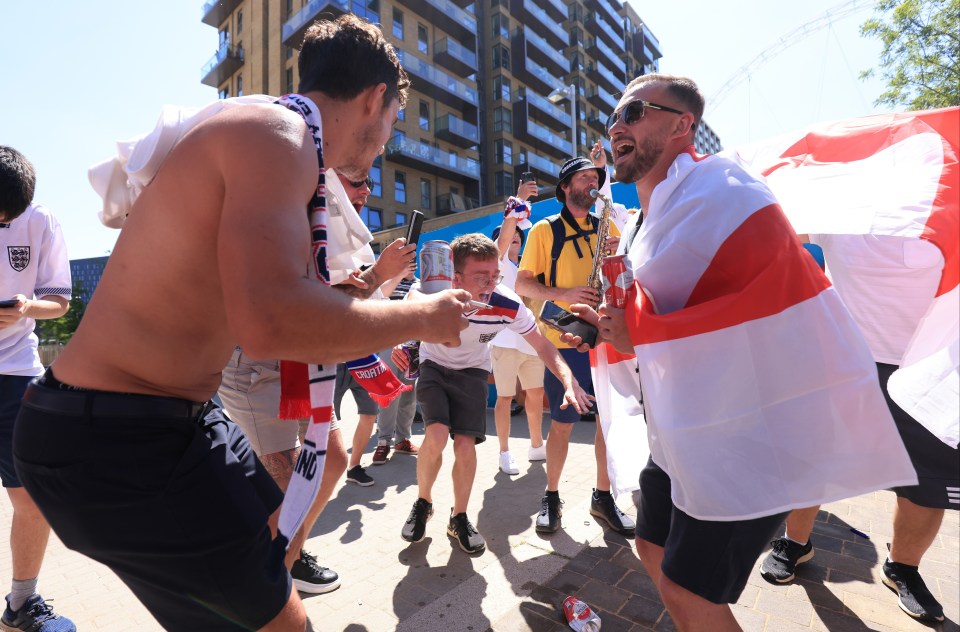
[419,240,454,294]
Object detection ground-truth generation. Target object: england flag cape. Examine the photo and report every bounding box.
[615,147,916,521]
[733,107,959,448]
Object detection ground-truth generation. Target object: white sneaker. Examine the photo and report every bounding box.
[528,444,547,461]
[499,451,519,475]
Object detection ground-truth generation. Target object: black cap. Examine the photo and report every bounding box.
[555,157,606,203]
[492,224,525,248]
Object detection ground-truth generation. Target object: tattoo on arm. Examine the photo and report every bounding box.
[260,447,300,491]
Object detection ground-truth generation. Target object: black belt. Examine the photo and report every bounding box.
[22,381,208,420]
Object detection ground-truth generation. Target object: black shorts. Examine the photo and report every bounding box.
[416,360,488,443]
[635,457,787,604]
[12,377,290,631]
[0,374,33,487]
[334,362,378,417]
[878,363,960,510]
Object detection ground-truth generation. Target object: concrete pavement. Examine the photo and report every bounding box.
[1,398,957,631]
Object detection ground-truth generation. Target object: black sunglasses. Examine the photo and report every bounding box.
[346,176,374,189]
[605,100,686,135]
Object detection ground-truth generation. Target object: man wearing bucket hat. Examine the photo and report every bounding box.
[515,156,633,536]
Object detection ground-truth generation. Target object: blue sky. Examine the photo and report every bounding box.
[0,0,892,259]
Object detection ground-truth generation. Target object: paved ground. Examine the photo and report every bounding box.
[1,398,956,631]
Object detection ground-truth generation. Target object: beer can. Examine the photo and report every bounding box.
[562,596,601,631]
[600,254,634,308]
[419,240,454,294]
[401,340,420,380]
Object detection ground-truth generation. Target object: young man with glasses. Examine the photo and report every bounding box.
[566,73,917,632]
[514,157,634,539]
[395,234,592,554]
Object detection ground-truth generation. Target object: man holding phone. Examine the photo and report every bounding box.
[515,156,633,537]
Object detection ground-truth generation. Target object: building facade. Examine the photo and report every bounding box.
[199,0,721,230]
[69,256,109,306]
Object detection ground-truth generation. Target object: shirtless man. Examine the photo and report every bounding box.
[11,15,466,632]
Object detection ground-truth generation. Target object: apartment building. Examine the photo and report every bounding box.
[199,0,722,231]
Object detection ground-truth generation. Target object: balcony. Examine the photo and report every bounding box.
[437,192,480,215]
[516,152,561,185]
[632,24,662,65]
[281,0,350,47]
[584,13,625,52]
[511,53,560,96]
[434,37,477,78]
[514,105,573,159]
[509,0,567,50]
[531,0,566,24]
[386,137,480,181]
[512,28,569,79]
[397,50,479,112]
[402,0,478,46]
[587,84,617,113]
[587,112,606,133]
[435,113,480,148]
[514,87,572,133]
[586,35,621,74]
[200,38,244,87]
[201,0,242,27]
[585,0,623,39]
[589,59,624,95]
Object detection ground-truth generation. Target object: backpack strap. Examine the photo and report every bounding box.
[536,206,600,287]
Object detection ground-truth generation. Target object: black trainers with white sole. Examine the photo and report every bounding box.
[291,550,341,594]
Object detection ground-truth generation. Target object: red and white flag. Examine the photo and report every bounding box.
[591,342,646,496]
[617,148,916,521]
[734,108,959,447]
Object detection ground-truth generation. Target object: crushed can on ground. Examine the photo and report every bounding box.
[562,595,601,631]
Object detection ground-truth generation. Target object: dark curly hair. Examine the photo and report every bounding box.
[0,146,36,221]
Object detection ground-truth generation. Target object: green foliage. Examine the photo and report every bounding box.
[35,280,87,344]
[860,0,960,109]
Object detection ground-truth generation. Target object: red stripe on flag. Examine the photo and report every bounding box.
[626,204,832,344]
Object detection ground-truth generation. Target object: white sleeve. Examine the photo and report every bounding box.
[34,207,72,300]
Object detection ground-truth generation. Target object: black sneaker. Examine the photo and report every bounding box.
[759,537,814,583]
[401,498,433,543]
[535,494,563,533]
[345,465,374,486]
[589,489,636,536]
[447,511,486,554]
[291,550,341,594]
[882,558,944,622]
[1,594,76,632]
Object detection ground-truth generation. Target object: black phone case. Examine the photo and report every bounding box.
[405,211,424,245]
[539,301,599,348]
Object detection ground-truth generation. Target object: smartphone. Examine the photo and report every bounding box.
[405,210,425,247]
[539,301,598,348]
[519,171,535,183]
[0,299,20,308]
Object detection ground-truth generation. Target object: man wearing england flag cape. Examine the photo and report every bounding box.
[566,74,917,632]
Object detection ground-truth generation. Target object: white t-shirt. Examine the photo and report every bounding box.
[0,204,72,376]
[810,234,942,365]
[490,252,536,355]
[421,285,537,371]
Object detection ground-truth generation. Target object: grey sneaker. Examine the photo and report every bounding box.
[882,558,944,622]
[589,489,635,536]
[345,465,374,486]
[291,550,340,594]
[1,594,76,632]
[447,511,486,554]
[535,494,563,533]
[401,498,433,543]
[760,537,814,583]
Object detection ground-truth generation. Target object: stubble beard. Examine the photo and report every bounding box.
[339,118,385,181]
[613,134,665,185]
[567,185,596,210]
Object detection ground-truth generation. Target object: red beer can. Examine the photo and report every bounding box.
[419,240,454,294]
[600,254,633,308]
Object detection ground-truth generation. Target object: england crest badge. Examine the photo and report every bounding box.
[8,246,30,272]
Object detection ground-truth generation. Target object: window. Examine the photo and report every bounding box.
[492,44,510,70]
[351,0,379,23]
[569,27,582,47]
[219,29,229,47]
[491,13,509,40]
[362,207,382,231]
[417,24,429,54]
[237,9,243,33]
[397,107,405,121]
[579,127,588,148]
[494,139,512,165]
[494,171,512,197]
[394,172,406,204]
[392,8,404,40]
[420,179,431,209]
[285,0,293,17]
[236,74,243,97]
[285,68,294,94]
[492,75,511,102]
[493,107,512,133]
[286,46,293,60]
[419,101,430,131]
[395,211,407,226]
[218,87,230,100]
[370,158,382,197]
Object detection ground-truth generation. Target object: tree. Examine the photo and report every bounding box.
[35,280,87,344]
[860,0,960,110]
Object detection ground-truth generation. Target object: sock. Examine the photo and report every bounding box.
[546,489,560,498]
[783,531,808,546]
[593,488,611,499]
[8,577,38,612]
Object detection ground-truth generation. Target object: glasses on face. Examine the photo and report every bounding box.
[458,272,503,289]
[345,175,374,190]
[605,100,686,135]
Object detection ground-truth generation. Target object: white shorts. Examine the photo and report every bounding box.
[219,348,339,456]
[491,346,545,397]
